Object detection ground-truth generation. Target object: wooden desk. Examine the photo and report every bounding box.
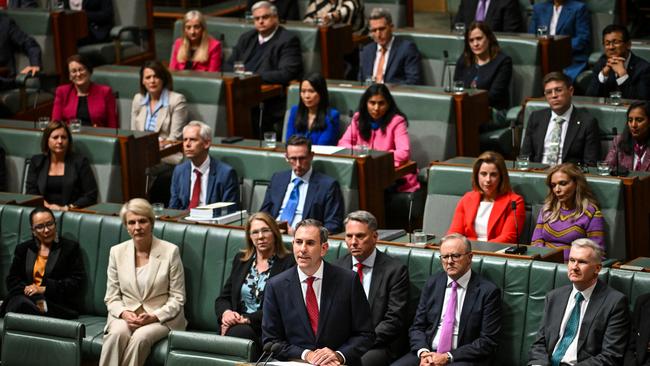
[319,24,353,79]
[537,35,572,75]
[452,90,490,157]
[613,257,650,272]
[0,192,44,207]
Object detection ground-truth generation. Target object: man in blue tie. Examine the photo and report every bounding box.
[528,238,629,366]
[260,135,344,234]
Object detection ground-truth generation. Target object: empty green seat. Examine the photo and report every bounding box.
[166,331,255,366]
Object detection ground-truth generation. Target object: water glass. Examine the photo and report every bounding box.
[263,131,276,148]
[37,116,49,130]
[69,118,81,133]
[364,77,375,86]
[609,91,622,106]
[244,11,253,23]
[453,22,466,35]
[234,61,245,75]
[515,155,530,170]
[453,80,465,93]
[536,25,548,38]
[597,161,610,176]
[152,203,164,218]
[412,230,427,248]
[354,144,369,156]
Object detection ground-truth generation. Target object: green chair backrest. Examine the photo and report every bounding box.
[585,0,618,63]
[3,9,56,75]
[632,41,650,63]
[166,331,254,366]
[364,0,409,27]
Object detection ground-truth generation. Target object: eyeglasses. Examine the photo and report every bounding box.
[33,221,55,232]
[250,228,272,237]
[543,87,566,96]
[604,40,625,47]
[440,253,469,262]
[69,68,87,75]
[253,14,272,21]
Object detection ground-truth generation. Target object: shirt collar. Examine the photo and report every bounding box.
[447,268,472,288]
[551,104,574,122]
[297,259,324,282]
[571,280,597,302]
[352,248,377,268]
[191,155,211,175]
[377,36,395,53]
[140,88,170,107]
[291,167,313,184]
[258,26,279,44]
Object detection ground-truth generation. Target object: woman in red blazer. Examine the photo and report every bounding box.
[447,151,525,243]
[51,54,117,128]
[169,10,221,72]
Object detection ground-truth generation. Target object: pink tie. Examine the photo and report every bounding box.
[437,281,458,353]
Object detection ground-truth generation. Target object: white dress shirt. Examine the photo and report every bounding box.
[372,36,395,81]
[542,104,574,165]
[258,26,279,45]
[550,5,563,35]
[277,168,313,228]
[190,156,211,206]
[597,52,631,85]
[135,262,150,297]
[352,248,377,298]
[474,202,494,242]
[552,282,597,365]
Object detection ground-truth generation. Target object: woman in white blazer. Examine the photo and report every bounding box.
[99,198,187,366]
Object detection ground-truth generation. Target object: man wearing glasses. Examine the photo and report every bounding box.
[586,24,650,100]
[260,135,344,234]
[520,71,600,166]
[392,233,502,366]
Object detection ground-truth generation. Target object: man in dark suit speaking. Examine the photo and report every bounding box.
[334,210,409,366]
[528,238,629,365]
[262,219,375,366]
[392,233,502,366]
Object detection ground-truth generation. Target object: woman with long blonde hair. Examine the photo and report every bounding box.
[169,10,221,72]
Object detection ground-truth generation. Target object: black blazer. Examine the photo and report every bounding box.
[26,152,99,208]
[453,0,524,32]
[625,293,650,366]
[225,26,303,85]
[454,52,512,111]
[585,52,650,100]
[520,107,600,165]
[334,251,409,357]
[214,252,295,331]
[64,0,114,44]
[1,238,86,319]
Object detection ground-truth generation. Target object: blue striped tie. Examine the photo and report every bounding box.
[280,178,302,225]
[551,292,584,366]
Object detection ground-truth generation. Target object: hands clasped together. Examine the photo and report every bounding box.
[120,310,159,331]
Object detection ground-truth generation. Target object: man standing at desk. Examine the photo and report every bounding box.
[262,219,375,366]
[260,135,344,234]
[169,121,240,210]
[225,0,303,138]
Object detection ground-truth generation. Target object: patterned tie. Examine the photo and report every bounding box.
[306,276,319,336]
[551,292,585,366]
[189,169,202,209]
[356,262,364,284]
[475,0,487,22]
[547,117,565,165]
[437,281,458,353]
[374,47,387,83]
[280,178,302,225]
[634,143,646,170]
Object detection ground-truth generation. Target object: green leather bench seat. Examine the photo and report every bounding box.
[422,164,627,259]
[285,82,457,168]
[166,331,255,366]
[174,16,321,75]
[0,123,123,203]
[91,65,228,136]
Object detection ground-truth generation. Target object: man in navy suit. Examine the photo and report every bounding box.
[169,121,240,210]
[586,24,650,100]
[334,210,409,366]
[392,233,502,366]
[260,135,344,234]
[358,8,422,85]
[454,0,523,32]
[262,219,375,366]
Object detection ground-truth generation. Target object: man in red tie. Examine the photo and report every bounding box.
[392,233,501,366]
[168,121,239,211]
[262,219,374,366]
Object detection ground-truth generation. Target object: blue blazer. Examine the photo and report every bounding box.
[168,157,240,211]
[529,0,591,80]
[358,37,423,85]
[409,270,501,364]
[285,105,340,146]
[259,170,344,234]
[262,262,375,366]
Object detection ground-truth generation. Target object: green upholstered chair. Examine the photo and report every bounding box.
[585,0,618,65]
[1,313,85,366]
[166,331,255,366]
[632,41,650,62]
[364,0,410,27]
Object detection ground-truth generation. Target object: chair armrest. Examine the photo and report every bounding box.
[167,330,254,360]
[110,25,140,40]
[3,312,85,340]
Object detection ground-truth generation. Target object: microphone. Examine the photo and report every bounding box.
[261,343,283,366]
[505,200,527,254]
[258,102,264,148]
[442,50,451,92]
[254,342,275,366]
[510,119,517,169]
[407,194,414,243]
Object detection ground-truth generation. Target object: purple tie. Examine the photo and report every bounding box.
[475,0,487,22]
[437,281,457,353]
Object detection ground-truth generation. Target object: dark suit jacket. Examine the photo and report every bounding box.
[454,52,512,111]
[528,280,629,365]
[246,0,299,20]
[334,251,409,357]
[262,262,375,366]
[0,14,41,76]
[358,36,423,85]
[64,0,114,44]
[26,152,98,208]
[8,0,38,7]
[625,293,650,366]
[585,53,650,100]
[0,238,85,319]
[225,26,303,86]
[214,252,295,332]
[260,170,344,234]
[168,157,240,211]
[409,270,501,364]
[520,107,600,165]
[454,0,523,32]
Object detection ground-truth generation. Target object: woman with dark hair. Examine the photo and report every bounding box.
[605,101,650,171]
[214,212,294,356]
[285,73,339,145]
[454,22,512,112]
[0,206,85,319]
[531,163,606,261]
[448,151,525,243]
[337,83,419,192]
[131,60,188,146]
[169,10,221,72]
[52,54,118,128]
[25,121,98,211]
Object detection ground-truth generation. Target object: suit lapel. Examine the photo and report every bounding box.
[124,241,140,298]
[142,239,162,299]
[155,105,170,133]
[548,286,572,352]
[206,158,217,204]
[577,281,605,352]
[61,155,76,205]
[555,5,571,34]
[287,270,315,340]
[25,243,37,283]
[458,272,479,341]
[181,163,192,207]
[317,263,335,340]
[368,252,384,306]
[487,194,508,238]
[562,108,580,161]
[430,274,448,328]
[384,39,398,80]
[43,241,61,278]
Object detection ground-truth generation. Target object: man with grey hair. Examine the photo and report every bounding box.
[169,121,239,210]
[393,233,501,366]
[225,0,303,137]
[263,219,374,366]
[334,210,409,366]
[358,8,422,85]
[528,238,629,365]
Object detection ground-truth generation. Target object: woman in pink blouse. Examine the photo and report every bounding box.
[169,10,221,72]
[338,83,420,192]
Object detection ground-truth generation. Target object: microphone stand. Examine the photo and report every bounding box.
[511,120,517,169]
[505,200,526,254]
[258,102,264,148]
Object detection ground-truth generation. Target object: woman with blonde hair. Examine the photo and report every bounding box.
[531,163,605,260]
[169,10,221,72]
